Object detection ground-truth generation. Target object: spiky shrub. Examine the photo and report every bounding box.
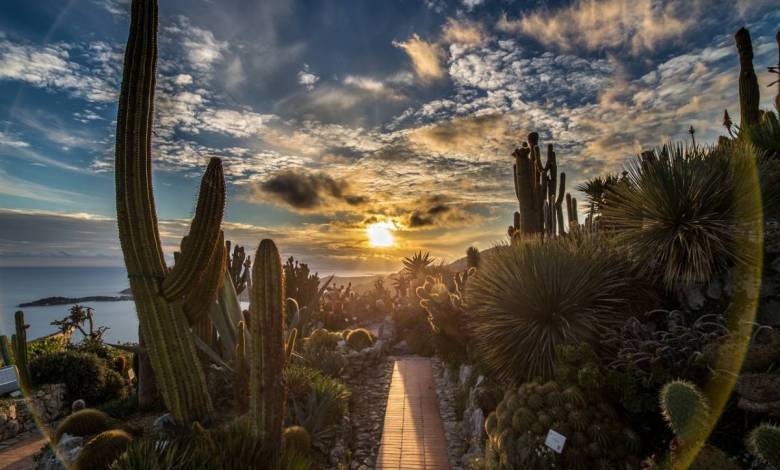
[115,0,222,423]
[747,423,780,468]
[466,235,644,384]
[402,251,435,279]
[345,328,373,351]
[416,270,473,363]
[466,246,480,268]
[483,380,640,469]
[575,174,620,220]
[283,426,311,454]
[56,409,112,441]
[75,429,132,470]
[249,239,286,463]
[601,143,756,289]
[284,364,350,422]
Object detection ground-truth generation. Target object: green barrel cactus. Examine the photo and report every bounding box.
[283,425,311,454]
[114,0,224,423]
[75,429,133,470]
[346,328,374,351]
[249,239,286,463]
[56,409,112,441]
[747,423,780,468]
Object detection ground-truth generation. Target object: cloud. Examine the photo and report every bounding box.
[0,39,117,102]
[408,114,511,156]
[442,18,486,46]
[0,169,87,204]
[393,34,446,82]
[255,170,368,211]
[166,17,228,71]
[297,64,320,90]
[497,0,696,54]
[462,0,485,10]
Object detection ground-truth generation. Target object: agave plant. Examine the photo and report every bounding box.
[402,251,434,279]
[601,143,758,289]
[465,234,646,385]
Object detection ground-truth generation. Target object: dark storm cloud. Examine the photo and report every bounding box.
[259,170,368,210]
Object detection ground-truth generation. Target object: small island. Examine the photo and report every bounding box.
[18,295,134,307]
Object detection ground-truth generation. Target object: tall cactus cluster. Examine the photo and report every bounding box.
[249,239,286,462]
[115,0,224,423]
[11,311,30,390]
[735,27,761,128]
[510,132,577,239]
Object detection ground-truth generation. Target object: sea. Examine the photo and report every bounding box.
[0,267,139,343]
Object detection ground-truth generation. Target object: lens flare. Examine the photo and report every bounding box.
[366,221,395,247]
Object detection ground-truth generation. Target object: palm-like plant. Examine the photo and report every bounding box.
[465,234,646,385]
[575,174,620,218]
[601,143,758,289]
[402,251,434,279]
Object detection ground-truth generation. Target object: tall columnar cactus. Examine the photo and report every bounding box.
[735,27,761,128]
[0,335,11,367]
[511,132,572,238]
[115,0,222,423]
[249,239,286,462]
[11,311,30,390]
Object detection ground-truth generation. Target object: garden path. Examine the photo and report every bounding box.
[0,431,45,470]
[376,357,451,470]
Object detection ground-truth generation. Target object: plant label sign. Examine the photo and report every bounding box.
[545,429,566,454]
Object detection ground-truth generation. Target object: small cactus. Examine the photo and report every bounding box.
[56,409,112,441]
[75,429,132,470]
[747,423,780,468]
[659,380,710,444]
[11,311,30,391]
[346,328,374,351]
[283,425,311,454]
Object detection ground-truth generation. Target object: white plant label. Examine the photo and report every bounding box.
[545,429,567,454]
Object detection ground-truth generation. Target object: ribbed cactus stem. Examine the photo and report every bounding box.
[735,27,761,128]
[0,335,11,367]
[747,423,780,468]
[249,239,286,461]
[183,231,226,324]
[11,311,30,390]
[115,0,213,423]
[285,328,298,365]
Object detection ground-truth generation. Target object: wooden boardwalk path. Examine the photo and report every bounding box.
[376,357,451,470]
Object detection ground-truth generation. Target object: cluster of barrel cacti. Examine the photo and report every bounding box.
[653,380,780,470]
[345,328,374,351]
[509,132,578,239]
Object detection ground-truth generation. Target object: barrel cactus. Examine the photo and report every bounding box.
[75,429,133,470]
[56,409,112,441]
[484,380,640,470]
[283,425,311,454]
[345,328,374,351]
[747,423,780,468]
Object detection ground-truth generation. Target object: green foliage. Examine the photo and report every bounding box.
[27,334,68,362]
[606,310,728,413]
[75,429,133,470]
[466,235,645,384]
[659,380,710,443]
[285,365,350,438]
[308,328,342,351]
[483,379,640,469]
[416,270,473,363]
[283,426,311,454]
[746,423,780,468]
[601,143,758,289]
[98,393,140,419]
[345,328,374,351]
[56,409,112,441]
[31,351,126,405]
[575,174,621,219]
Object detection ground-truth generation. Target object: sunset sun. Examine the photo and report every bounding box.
[366,221,395,247]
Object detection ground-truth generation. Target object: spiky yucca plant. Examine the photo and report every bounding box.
[575,173,620,218]
[465,234,645,384]
[402,251,434,279]
[601,143,758,289]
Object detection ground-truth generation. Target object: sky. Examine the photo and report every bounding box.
[0,0,778,275]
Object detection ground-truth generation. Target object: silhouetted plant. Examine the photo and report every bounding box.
[466,234,646,385]
[402,251,434,279]
[284,257,321,310]
[466,246,480,268]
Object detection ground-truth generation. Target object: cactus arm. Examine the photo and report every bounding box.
[11,311,30,390]
[183,231,226,323]
[115,0,212,424]
[249,239,286,460]
[161,158,226,299]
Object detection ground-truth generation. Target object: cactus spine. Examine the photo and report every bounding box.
[511,132,572,238]
[115,0,220,423]
[735,27,761,128]
[249,239,286,462]
[11,311,30,391]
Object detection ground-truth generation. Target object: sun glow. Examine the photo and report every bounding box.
[366,221,395,247]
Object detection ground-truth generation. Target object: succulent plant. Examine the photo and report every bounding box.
[307,329,341,351]
[283,426,311,454]
[345,328,373,351]
[484,378,639,469]
[56,409,112,441]
[746,423,780,468]
[402,251,435,279]
[249,239,286,463]
[115,0,220,423]
[735,27,761,128]
[466,234,645,384]
[0,335,11,367]
[466,246,480,268]
[225,239,251,295]
[75,429,133,470]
